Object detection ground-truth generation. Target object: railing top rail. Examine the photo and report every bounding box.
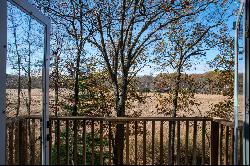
[212,117,244,128]
[6,115,243,129]
[7,115,213,122]
[6,116,24,125]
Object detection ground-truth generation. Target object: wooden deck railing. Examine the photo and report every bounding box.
[5,116,243,165]
[211,118,244,165]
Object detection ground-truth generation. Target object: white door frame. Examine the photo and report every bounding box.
[0,0,50,164]
[0,0,7,164]
[234,0,249,165]
[243,0,249,165]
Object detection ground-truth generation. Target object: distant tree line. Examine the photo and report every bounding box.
[6,74,42,89]
[6,71,243,96]
[135,72,243,95]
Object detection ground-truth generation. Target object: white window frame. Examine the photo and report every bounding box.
[0,0,50,164]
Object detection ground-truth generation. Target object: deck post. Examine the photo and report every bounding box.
[210,121,219,165]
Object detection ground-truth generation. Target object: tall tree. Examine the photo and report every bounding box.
[50,30,64,117]
[155,21,219,115]
[87,0,216,164]
[8,7,23,117]
[153,0,235,162]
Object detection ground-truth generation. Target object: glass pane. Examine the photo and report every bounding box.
[6,2,45,117]
[238,11,244,120]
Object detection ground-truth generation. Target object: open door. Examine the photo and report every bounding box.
[234,0,249,165]
[0,0,50,164]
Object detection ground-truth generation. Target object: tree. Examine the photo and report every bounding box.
[35,1,95,162]
[153,0,235,162]
[7,5,44,116]
[37,0,95,114]
[7,7,22,117]
[50,28,65,117]
[7,5,45,163]
[208,30,235,120]
[87,0,217,164]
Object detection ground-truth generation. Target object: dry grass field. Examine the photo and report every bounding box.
[129,93,228,116]
[6,89,244,119]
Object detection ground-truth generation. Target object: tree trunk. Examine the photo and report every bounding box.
[13,29,21,117]
[73,52,80,116]
[27,44,32,164]
[27,24,31,116]
[113,77,128,165]
[28,69,31,115]
[26,18,32,164]
[17,48,21,116]
[113,104,125,165]
[72,50,81,164]
[114,120,125,165]
[170,71,181,164]
[54,54,59,117]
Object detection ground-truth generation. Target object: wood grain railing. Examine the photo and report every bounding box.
[211,118,244,165]
[5,116,243,165]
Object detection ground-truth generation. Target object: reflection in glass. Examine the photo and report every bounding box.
[238,14,244,120]
[6,2,44,117]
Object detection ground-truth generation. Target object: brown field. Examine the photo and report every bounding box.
[129,93,228,116]
[6,89,244,120]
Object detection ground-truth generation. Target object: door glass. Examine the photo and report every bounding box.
[238,11,244,120]
[6,2,45,117]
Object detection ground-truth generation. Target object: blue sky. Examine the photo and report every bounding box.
[6,0,244,76]
[6,1,44,76]
[138,0,243,76]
